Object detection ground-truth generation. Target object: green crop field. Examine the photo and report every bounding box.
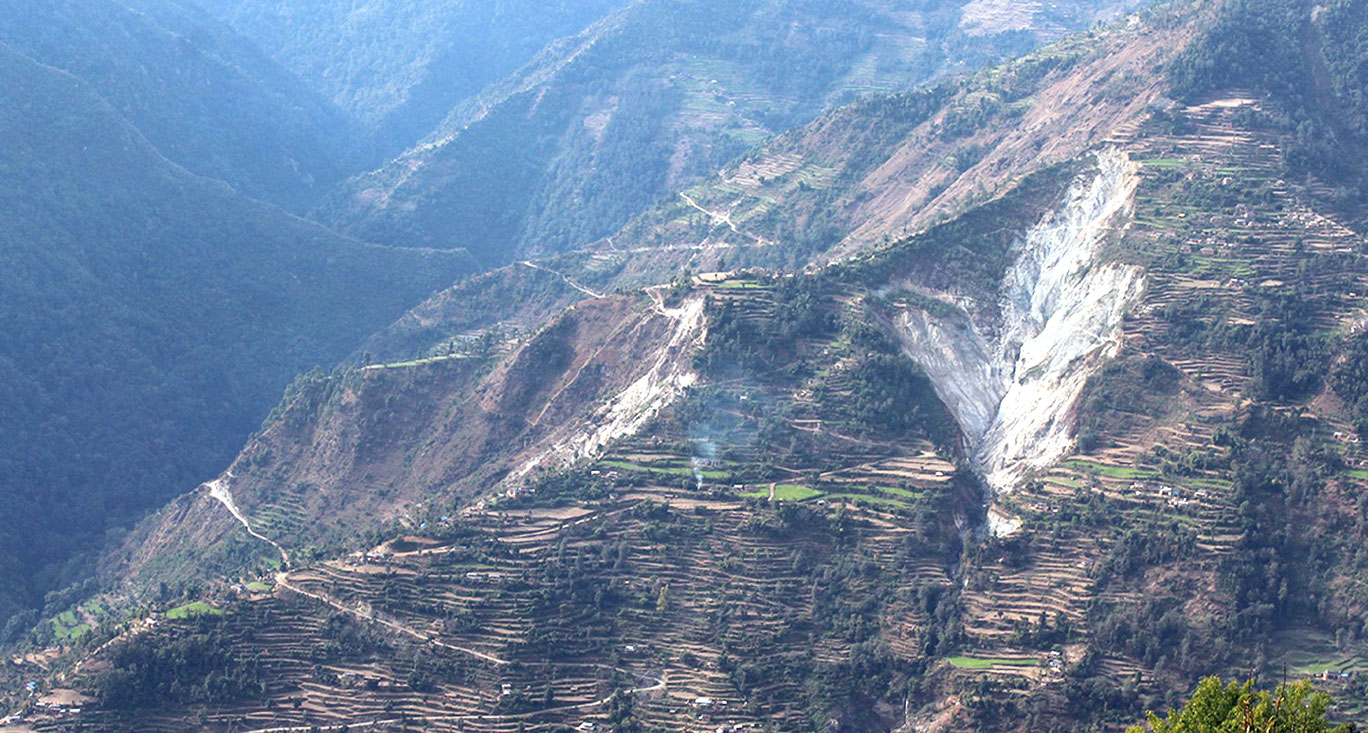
[166,601,225,620]
[742,484,823,501]
[948,656,1039,670]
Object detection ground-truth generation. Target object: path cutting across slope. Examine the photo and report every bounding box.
[519,260,605,298]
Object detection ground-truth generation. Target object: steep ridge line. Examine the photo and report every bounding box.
[505,295,706,486]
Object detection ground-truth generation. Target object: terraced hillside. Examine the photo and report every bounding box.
[33,274,989,731]
[15,0,1368,730]
[878,94,1368,728]
[28,121,1368,729]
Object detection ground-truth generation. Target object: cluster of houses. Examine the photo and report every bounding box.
[1130,482,1200,509]
[14,689,91,721]
[463,571,507,584]
[1278,208,1354,237]
[1174,201,1336,258]
[334,671,392,690]
[1179,237,1238,257]
[1331,431,1362,444]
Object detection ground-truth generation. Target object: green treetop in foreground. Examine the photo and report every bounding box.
[1130,677,1356,733]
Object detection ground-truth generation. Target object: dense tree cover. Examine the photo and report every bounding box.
[0,0,364,212]
[1078,356,1184,451]
[696,278,839,376]
[700,278,953,447]
[1331,332,1368,436]
[1320,0,1368,136]
[1167,0,1308,106]
[1128,677,1351,733]
[0,46,470,627]
[94,619,265,709]
[1167,0,1368,200]
[1248,294,1331,402]
[845,354,944,434]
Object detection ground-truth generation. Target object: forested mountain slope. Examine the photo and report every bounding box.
[0,43,471,635]
[341,4,1185,366]
[319,0,1144,265]
[186,0,632,155]
[0,0,365,211]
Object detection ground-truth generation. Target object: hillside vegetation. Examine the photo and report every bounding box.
[11,0,1368,730]
[0,0,364,211]
[320,0,1143,265]
[1130,678,1351,732]
[0,42,471,633]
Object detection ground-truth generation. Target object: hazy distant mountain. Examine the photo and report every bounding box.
[319,0,1144,266]
[0,40,471,627]
[0,0,367,211]
[187,0,633,154]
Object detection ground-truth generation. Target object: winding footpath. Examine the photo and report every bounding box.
[270,572,507,666]
[678,192,773,247]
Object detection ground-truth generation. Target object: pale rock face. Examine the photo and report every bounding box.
[505,295,706,486]
[893,148,1143,494]
[557,295,706,462]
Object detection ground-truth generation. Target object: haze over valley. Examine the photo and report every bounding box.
[3,0,1368,731]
